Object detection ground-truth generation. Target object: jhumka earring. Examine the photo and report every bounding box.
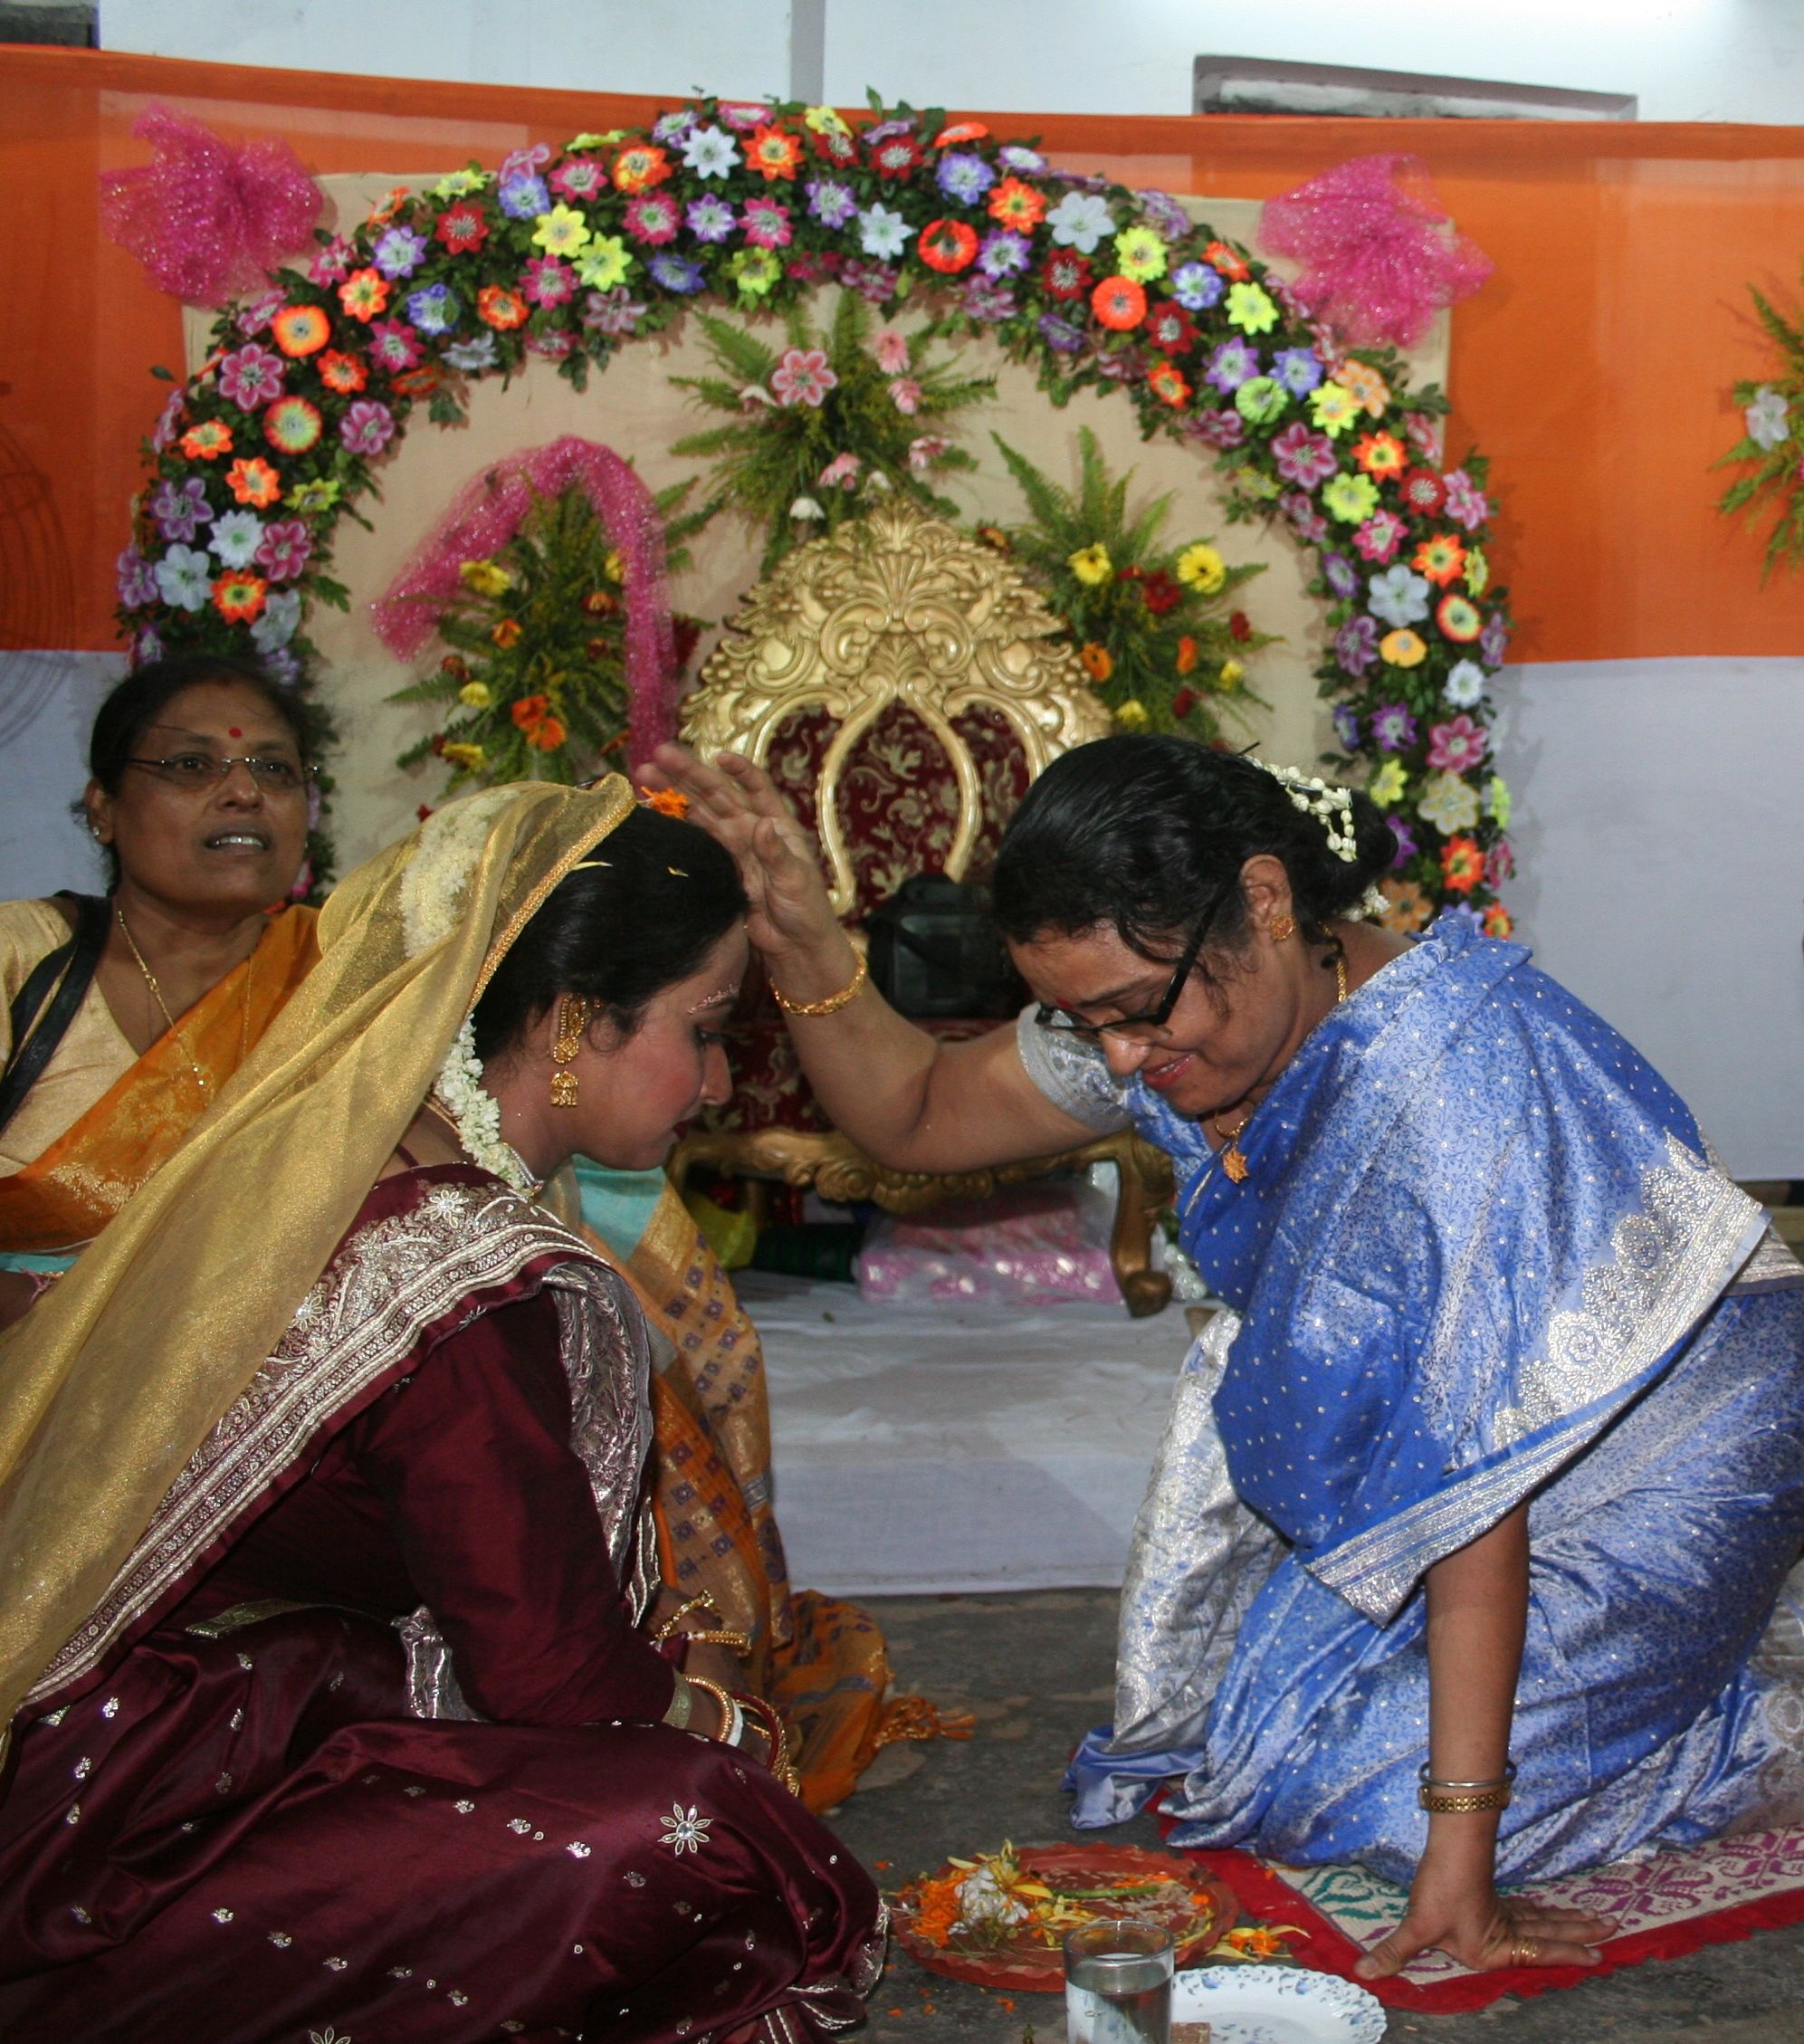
[550,995,591,1108]
[1271,912,1296,941]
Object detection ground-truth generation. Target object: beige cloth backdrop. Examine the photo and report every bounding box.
[187,176,1451,873]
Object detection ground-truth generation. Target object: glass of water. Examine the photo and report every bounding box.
[1064,1916,1175,2044]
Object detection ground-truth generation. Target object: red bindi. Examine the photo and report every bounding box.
[228,727,243,738]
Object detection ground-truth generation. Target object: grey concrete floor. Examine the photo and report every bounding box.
[826,1590,1804,2044]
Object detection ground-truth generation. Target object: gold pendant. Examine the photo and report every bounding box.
[549,1070,579,1108]
[1222,1144,1249,1185]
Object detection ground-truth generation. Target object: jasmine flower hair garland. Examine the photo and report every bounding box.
[1257,758,1388,921]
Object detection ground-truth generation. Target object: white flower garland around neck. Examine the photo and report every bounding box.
[1255,759,1388,922]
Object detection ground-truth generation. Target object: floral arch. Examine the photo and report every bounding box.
[116,95,1513,930]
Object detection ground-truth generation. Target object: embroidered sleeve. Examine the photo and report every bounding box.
[1013,1004,1133,1132]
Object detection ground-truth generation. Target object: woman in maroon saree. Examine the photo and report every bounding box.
[0,781,883,2043]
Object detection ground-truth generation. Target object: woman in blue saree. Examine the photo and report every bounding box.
[653,733,1804,1982]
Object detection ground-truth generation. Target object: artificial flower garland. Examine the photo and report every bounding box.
[115,94,1514,931]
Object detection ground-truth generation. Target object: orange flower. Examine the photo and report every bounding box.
[1412,532,1467,588]
[225,456,282,508]
[1223,1925,1291,1959]
[478,285,529,330]
[211,569,267,623]
[611,141,672,194]
[1379,877,1432,934]
[1091,275,1147,330]
[1352,430,1407,480]
[366,185,412,227]
[338,268,390,322]
[933,121,988,146]
[988,176,1046,230]
[584,589,618,616]
[317,349,368,395]
[511,692,549,729]
[1338,359,1391,415]
[1175,635,1198,675]
[910,1876,962,1947]
[1204,239,1250,281]
[262,396,323,454]
[1484,903,1514,939]
[180,419,234,462]
[391,364,443,398]
[638,785,690,818]
[745,124,804,181]
[1440,834,1484,893]
[1146,358,1192,408]
[1079,642,1113,681]
[492,618,523,650]
[271,305,331,357]
[527,716,567,750]
[919,218,978,272]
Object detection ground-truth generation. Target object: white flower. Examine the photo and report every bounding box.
[444,333,499,374]
[1367,564,1432,627]
[955,1863,1031,1931]
[399,788,516,957]
[856,203,912,260]
[1046,190,1115,253]
[1258,759,1359,862]
[566,1840,592,1858]
[1417,769,1482,835]
[788,496,826,521]
[209,510,265,568]
[1443,658,1488,709]
[430,1017,537,1197]
[155,544,214,610]
[1745,385,1790,451]
[251,587,301,652]
[681,123,740,178]
[659,1803,713,1855]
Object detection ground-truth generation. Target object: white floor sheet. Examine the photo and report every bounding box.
[742,1270,1188,1598]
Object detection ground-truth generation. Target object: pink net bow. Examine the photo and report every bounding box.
[99,104,322,308]
[1256,154,1492,351]
[371,436,681,769]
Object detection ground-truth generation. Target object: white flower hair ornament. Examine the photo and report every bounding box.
[1255,759,1388,922]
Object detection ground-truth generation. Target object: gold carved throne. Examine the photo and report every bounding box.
[667,500,1175,1315]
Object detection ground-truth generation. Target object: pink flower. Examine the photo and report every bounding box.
[1427,713,1490,773]
[528,329,577,359]
[1441,468,1490,532]
[309,236,354,285]
[522,255,575,307]
[888,377,922,415]
[1352,510,1408,564]
[1404,412,1442,462]
[217,342,286,409]
[818,451,863,490]
[1485,839,1515,887]
[873,328,911,373]
[367,319,422,371]
[771,347,837,408]
[234,289,286,337]
[908,435,950,472]
[149,389,186,452]
[624,193,681,245]
[741,197,793,249]
[339,399,396,456]
[1270,421,1337,489]
[1283,492,1330,546]
[254,519,313,582]
[549,155,606,202]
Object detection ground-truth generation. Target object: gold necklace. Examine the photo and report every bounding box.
[1211,944,1350,1187]
[114,905,256,1103]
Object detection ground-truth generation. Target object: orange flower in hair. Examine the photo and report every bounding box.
[639,786,690,819]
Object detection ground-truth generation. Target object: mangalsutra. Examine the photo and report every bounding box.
[1210,943,1350,1187]
[115,904,253,1103]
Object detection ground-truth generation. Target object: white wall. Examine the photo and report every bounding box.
[98,0,1804,122]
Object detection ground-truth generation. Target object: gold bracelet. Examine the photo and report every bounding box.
[771,950,867,1017]
[652,1594,721,1645]
[1418,1782,1513,1814]
[682,1673,743,1747]
[680,1628,754,1654]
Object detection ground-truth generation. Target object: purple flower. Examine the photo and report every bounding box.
[117,545,159,607]
[149,390,186,453]
[1273,347,1325,396]
[254,520,313,582]
[840,259,899,303]
[582,289,648,335]
[1388,817,1417,867]
[1479,611,1510,665]
[805,177,858,228]
[1371,702,1417,751]
[217,343,286,410]
[1271,421,1337,489]
[652,109,698,145]
[1443,468,1490,531]
[339,398,396,456]
[998,144,1047,174]
[1322,552,1358,599]
[977,229,1030,280]
[406,282,459,333]
[741,197,793,249]
[1335,614,1379,676]
[1036,311,1089,355]
[149,475,214,543]
[1170,262,1225,311]
[1137,190,1193,243]
[649,251,706,293]
[498,172,550,219]
[234,288,285,337]
[1185,407,1246,451]
[961,277,1017,323]
[1094,347,1147,384]
[1205,339,1259,394]
[937,151,996,204]
[133,626,164,667]
[373,224,429,279]
[686,194,738,244]
[261,647,301,687]
[1282,492,1330,546]
[864,117,916,145]
[500,142,551,181]
[1332,703,1362,750]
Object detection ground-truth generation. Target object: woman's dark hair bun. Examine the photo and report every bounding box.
[992,734,1393,960]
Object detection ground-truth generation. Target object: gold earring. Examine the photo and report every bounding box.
[550,995,591,1108]
[1271,912,1296,942]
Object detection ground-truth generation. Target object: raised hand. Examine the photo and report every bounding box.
[1354,1848,1617,1979]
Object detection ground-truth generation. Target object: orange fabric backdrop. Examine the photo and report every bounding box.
[5,44,1804,662]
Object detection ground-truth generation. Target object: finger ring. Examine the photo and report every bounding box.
[1511,1934,1539,1968]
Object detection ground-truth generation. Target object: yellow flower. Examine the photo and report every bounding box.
[441,740,487,772]
[1465,546,1490,597]
[603,549,625,583]
[1226,282,1278,334]
[1176,542,1227,594]
[1370,758,1408,807]
[432,167,490,200]
[576,234,633,290]
[1380,627,1427,667]
[804,104,850,135]
[569,129,625,149]
[1112,225,1169,283]
[1114,699,1150,730]
[1067,543,1112,586]
[458,680,493,709]
[531,204,592,258]
[1218,658,1245,688]
[459,559,513,597]
[1310,381,1359,437]
[285,478,340,515]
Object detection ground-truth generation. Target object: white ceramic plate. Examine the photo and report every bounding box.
[1170,1964,1387,2043]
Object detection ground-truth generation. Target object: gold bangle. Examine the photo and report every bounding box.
[652,1594,721,1645]
[680,1629,754,1654]
[682,1673,741,1746]
[1418,1783,1513,1814]
[771,950,867,1017]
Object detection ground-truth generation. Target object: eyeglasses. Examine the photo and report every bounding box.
[1034,893,1225,1044]
[125,752,308,792]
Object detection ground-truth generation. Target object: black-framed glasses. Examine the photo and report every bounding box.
[1033,891,1225,1044]
[125,752,309,792]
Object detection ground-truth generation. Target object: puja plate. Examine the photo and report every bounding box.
[1172,1963,1387,2042]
